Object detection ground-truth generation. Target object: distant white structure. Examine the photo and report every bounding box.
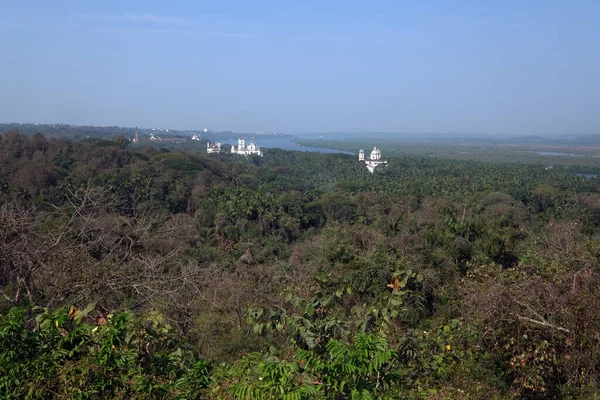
[150,133,160,141]
[359,147,387,173]
[207,141,222,154]
[231,138,262,156]
[191,135,200,141]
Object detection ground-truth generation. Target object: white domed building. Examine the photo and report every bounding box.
[359,147,387,173]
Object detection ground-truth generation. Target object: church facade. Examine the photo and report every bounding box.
[206,141,222,154]
[231,139,262,156]
[359,147,388,173]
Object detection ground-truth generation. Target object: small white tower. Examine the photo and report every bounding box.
[239,139,245,149]
[359,149,365,161]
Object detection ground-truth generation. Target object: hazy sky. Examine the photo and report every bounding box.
[1,1,599,135]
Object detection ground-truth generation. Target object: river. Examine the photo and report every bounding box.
[219,138,354,155]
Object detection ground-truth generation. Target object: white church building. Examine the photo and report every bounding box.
[359,147,388,173]
[206,141,222,154]
[231,139,262,156]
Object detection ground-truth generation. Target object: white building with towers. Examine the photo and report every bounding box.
[231,139,262,156]
[359,147,388,173]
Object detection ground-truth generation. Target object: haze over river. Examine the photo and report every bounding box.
[219,137,354,155]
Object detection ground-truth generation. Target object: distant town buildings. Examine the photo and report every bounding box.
[191,135,200,141]
[231,139,262,156]
[207,141,222,154]
[359,147,388,173]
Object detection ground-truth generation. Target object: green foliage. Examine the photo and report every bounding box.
[4,131,600,398]
[295,334,397,399]
[0,306,211,399]
[246,290,346,352]
[350,269,427,337]
[229,334,397,399]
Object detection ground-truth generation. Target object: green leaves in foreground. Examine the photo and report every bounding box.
[230,334,397,400]
[0,305,211,399]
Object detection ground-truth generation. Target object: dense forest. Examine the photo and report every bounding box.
[3,130,600,399]
[0,123,137,141]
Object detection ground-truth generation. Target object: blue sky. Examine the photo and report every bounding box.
[1,0,599,135]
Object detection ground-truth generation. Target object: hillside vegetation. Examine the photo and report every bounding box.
[2,130,600,399]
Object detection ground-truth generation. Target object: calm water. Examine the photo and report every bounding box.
[220,138,354,155]
[536,151,600,158]
[574,173,599,179]
[537,151,583,157]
